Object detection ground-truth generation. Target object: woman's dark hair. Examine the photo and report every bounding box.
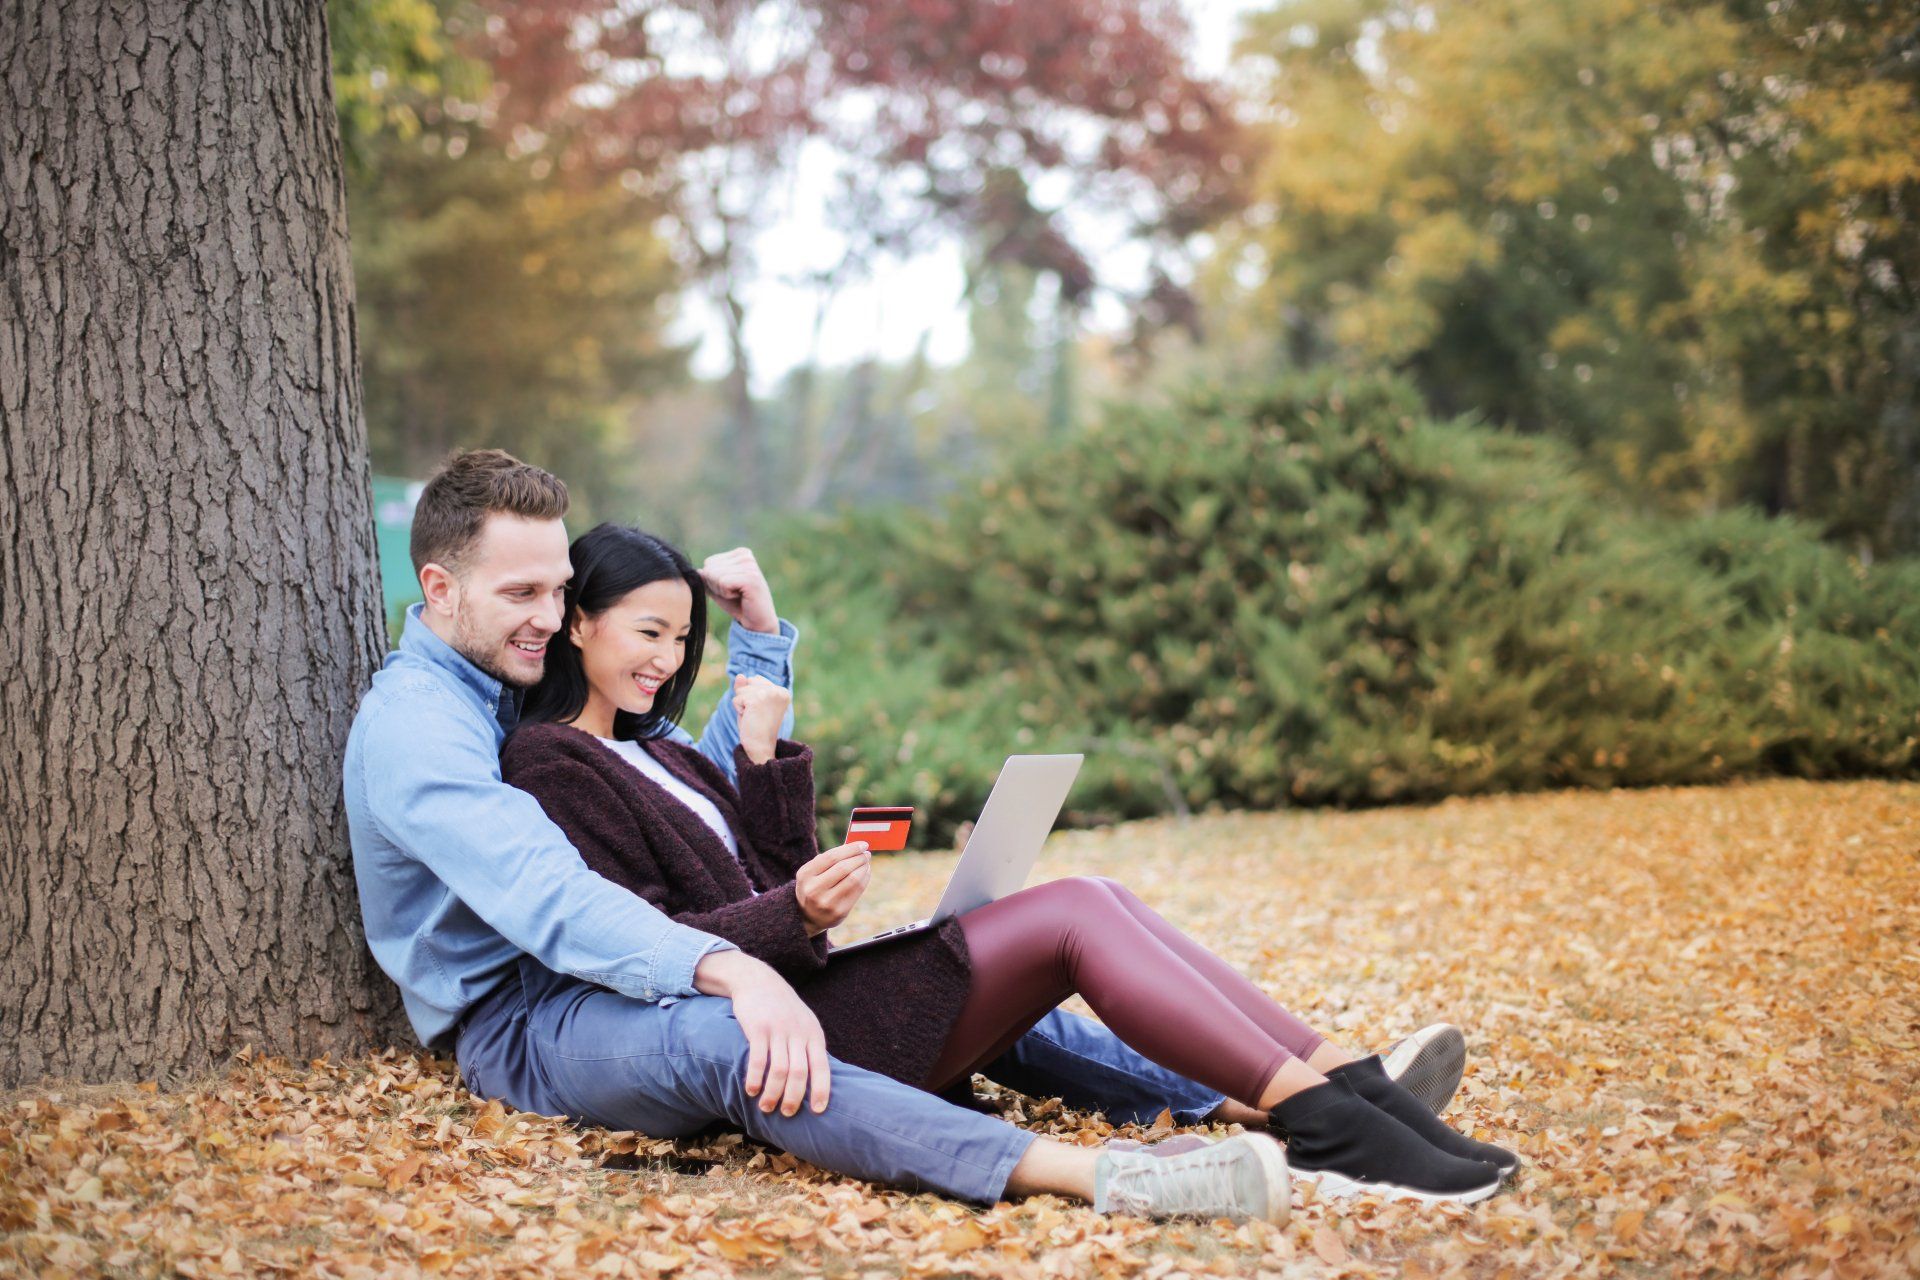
[521,523,707,740]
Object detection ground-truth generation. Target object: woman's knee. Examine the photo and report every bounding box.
[967,879,1127,959]
[1060,875,1147,918]
[1086,875,1136,903]
[1021,876,1140,928]
[1008,875,1118,916]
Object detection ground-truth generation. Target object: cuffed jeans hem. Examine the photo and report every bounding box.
[975,1124,1040,1205]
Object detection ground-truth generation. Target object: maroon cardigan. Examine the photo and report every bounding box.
[499,720,973,1091]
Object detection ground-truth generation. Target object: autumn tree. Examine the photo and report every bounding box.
[1,2,400,1085]
[448,0,1251,515]
[349,136,688,522]
[1228,0,1920,555]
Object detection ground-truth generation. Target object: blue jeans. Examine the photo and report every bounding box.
[982,1008,1227,1127]
[455,957,1224,1204]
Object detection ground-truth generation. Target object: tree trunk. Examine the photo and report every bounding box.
[719,273,766,523]
[0,0,405,1088]
[1881,320,1920,557]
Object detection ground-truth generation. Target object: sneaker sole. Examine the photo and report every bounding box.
[1291,1163,1502,1207]
[1382,1024,1467,1116]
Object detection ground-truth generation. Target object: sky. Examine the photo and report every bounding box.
[674,1,1260,393]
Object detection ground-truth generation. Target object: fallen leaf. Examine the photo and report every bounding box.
[936,1221,989,1254]
[4,782,1914,1280]
[636,1248,690,1272]
[385,1153,426,1191]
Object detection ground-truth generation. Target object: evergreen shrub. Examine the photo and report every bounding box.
[766,373,1920,840]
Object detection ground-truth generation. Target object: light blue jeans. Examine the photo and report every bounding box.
[454,956,1225,1204]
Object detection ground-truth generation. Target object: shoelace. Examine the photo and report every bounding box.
[1101,1145,1246,1218]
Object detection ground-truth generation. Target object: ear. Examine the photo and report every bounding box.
[419,562,459,618]
[569,610,593,648]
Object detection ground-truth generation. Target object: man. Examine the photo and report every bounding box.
[344,448,1295,1221]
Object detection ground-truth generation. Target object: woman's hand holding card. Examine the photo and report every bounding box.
[795,841,872,936]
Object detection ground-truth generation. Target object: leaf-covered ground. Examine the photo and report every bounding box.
[5,779,1917,1278]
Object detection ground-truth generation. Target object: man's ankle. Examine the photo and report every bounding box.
[1005,1138,1098,1202]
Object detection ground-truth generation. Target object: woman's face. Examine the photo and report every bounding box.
[571,577,694,721]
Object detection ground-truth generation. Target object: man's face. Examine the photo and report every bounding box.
[438,514,573,688]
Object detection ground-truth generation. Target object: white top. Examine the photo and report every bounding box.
[597,736,753,890]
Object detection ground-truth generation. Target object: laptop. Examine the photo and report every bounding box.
[828,753,1084,957]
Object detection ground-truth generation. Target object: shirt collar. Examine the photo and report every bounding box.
[397,603,524,731]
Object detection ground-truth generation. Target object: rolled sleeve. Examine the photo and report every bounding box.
[728,618,800,684]
[645,930,734,1002]
[683,618,801,781]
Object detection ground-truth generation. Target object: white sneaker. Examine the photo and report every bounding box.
[1103,1133,1212,1158]
[1092,1132,1291,1224]
[1380,1023,1467,1116]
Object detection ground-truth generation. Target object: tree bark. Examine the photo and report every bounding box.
[0,0,406,1087]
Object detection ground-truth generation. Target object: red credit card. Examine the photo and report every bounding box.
[846,806,914,852]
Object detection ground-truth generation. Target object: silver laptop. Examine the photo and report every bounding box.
[829,753,1083,957]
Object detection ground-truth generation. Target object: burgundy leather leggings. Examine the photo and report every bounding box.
[923,876,1325,1106]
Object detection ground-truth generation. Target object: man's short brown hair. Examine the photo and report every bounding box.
[409,449,570,577]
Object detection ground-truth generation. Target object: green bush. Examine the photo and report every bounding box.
[757,508,1183,848]
[764,372,1920,840]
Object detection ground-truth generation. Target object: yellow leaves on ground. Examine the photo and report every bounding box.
[4,779,1918,1278]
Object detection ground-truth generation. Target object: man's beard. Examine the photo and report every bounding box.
[450,611,544,689]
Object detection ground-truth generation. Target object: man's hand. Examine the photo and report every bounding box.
[732,674,791,764]
[700,547,779,635]
[692,949,831,1116]
[795,842,872,935]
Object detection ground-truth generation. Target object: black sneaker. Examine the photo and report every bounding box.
[1379,1023,1467,1115]
[1329,1054,1521,1179]
[1270,1077,1502,1206]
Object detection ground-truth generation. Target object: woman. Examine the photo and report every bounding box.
[502,524,1517,1204]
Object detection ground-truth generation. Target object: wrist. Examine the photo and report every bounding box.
[736,603,780,635]
[794,885,829,936]
[740,734,776,765]
[692,947,766,997]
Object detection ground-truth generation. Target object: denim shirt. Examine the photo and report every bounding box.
[344,603,801,1049]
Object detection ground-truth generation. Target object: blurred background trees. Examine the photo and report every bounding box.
[1222,0,1920,557]
[334,0,1245,538]
[333,0,1919,832]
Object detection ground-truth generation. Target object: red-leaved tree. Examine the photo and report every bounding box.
[460,0,1251,507]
